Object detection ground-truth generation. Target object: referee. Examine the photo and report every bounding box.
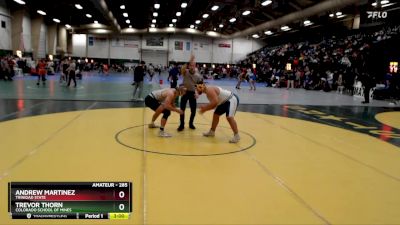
[178,55,202,131]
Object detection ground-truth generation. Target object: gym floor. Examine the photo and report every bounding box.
[0,72,399,225]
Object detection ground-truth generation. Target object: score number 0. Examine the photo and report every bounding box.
[118,191,125,210]
[116,183,128,211]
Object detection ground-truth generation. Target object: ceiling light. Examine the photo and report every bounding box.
[219,24,224,28]
[214,28,216,31]
[304,20,313,26]
[37,10,46,15]
[152,19,156,23]
[149,28,157,32]
[371,1,391,6]
[337,14,346,18]
[94,29,111,34]
[176,12,181,17]
[336,12,342,16]
[229,18,236,23]
[211,5,219,11]
[86,14,92,18]
[154,3,160,9]
[261,0,272,6]
[13,0,25,5]
[53,18,60,23]
[120,5,125,9]
[123,13,128,17]
[153,12,158,17]
[94,20,98,24]
[195,20,201,24]
[181,2,187,8]
[264,30,273,35]
[202,14,209,18]
[252,34,260,38]
[93,22,101,28]
[329,13,334,17]
[169,24,174,27]
[151,24,155,28]
[172,19,177,23]
[242,10,251,16]
[75,4,83,9]
[206,31,218,37]
[382,2,394,7]
[281,25,290,31]
[129,25,132,28]
[190,25,194,28]
[65,24,71,29]
[126,19,130,24]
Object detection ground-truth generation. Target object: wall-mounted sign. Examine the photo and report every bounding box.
[218,43,231,48]
[175,41,183,50]
[146,37,164,47]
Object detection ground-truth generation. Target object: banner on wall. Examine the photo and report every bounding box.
[218,43,231,48]
[175,41,183,50]
[111,37,139,48]
[88,36,107,46]
[88,36,94,46]
[193,42,209,51]
[124,38,139,48]
[111,38,124,47]
[186,42,191,51]
[146,37,164,46]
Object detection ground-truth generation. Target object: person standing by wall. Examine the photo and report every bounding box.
[37,59,47,86]
[168,63,179,88]
[60,58,69,85]
[133,61,146,101]
[147,63,155,82]
[67,59,77,87]
[361,73,374,104]
[169,63,180,106]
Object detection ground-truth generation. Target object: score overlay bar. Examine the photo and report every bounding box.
[8,182,132,220]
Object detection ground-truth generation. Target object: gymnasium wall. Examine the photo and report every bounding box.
[72,33,265,64]
[0,1,11,51]
[87,35,109,59]
[2,4,48,58]
[22,14,32,52]
[37,23,47,59]
[110,36,140,60]
[72,34,86,57]
[1,0,264,62]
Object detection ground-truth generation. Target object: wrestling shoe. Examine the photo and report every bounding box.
[203,130,215,137]
[159,131,172,137]
[229,134,240,143]
[148,123,160,128]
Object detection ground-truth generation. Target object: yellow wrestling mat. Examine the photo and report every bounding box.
[1,108,400,225]
[375,111,400,129]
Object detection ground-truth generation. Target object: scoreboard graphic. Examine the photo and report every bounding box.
[8,182,132,220]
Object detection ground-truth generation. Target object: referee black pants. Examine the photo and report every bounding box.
[179,91,196,126]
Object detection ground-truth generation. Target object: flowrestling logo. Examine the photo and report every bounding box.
[367,11,388,19]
